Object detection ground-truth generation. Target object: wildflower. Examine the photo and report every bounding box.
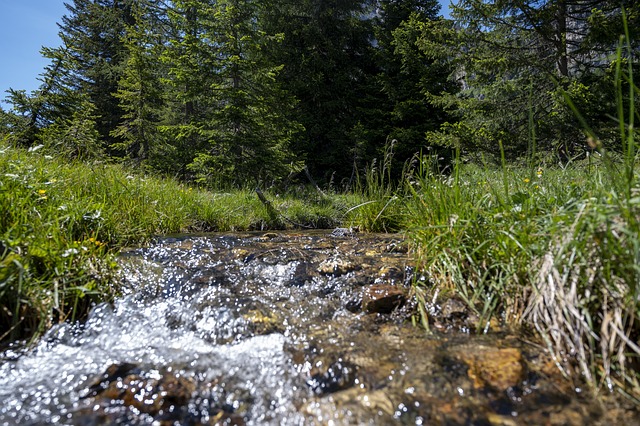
[523,178,530,183]
[536,168,543,178]
[38,189,47,195]
[62,248,79,258]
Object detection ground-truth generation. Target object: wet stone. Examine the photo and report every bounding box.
[82,364,197,418]
[243,309,283,335]
[307,359,358,395]
[317,257,356,276]
[330,227,359,237]
[362,284,406,313]
[377,265,404,282]
[458,346,525,391]
[441,297,468,320]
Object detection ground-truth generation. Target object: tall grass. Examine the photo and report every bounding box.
[406,156,639,395]
[405,24,640,401]
[346,140,403,232]
[0,142,354,344]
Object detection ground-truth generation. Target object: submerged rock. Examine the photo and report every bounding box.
[81,363,197,420]
[330,227,359,237]
[307,358,358,395]
[458,346,525,391]
[317,257,357,276]
[362,284,406,313]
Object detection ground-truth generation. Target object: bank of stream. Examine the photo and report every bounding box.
[0,231,637,425]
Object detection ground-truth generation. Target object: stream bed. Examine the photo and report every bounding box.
[0,231,637,425]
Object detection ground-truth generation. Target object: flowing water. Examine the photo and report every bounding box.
[0,232,636,425]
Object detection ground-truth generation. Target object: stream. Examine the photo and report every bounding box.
[0,231,636,425]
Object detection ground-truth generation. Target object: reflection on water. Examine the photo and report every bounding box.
[0,232,632,425]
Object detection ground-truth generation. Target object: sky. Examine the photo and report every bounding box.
[0,1,452,109]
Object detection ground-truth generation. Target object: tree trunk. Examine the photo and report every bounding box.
[555,0,569,77]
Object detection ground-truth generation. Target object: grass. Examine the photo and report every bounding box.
[346,141,403,232]
[0,142,360,345]
[402,23,640,400]
[1,132,639,409]
[404,160,639,394]
[416,163,638,401]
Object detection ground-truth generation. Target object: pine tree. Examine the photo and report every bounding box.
[263,0,379,183]
[375,0,455,171]
[2,46,83,146]
[417,0,639,160]
[57,0,135,151]
[162,0,302,186]
[112,0,166,163]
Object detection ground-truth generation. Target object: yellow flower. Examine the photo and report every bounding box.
[38,189,47,195]
[524,178,530,183]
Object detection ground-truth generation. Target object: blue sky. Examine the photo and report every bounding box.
[0,1,452,108]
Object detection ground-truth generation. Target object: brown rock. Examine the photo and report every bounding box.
[86,365,196,416]
[441,298,467,319]
[317,258,356,276]
[362,284,406,314]
[459,347,524,391]
[243,309,283,335]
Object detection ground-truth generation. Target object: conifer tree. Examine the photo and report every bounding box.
[56,0,134,150]
[375,0,455,171]
[112,0,166,163]
[162,0,302,186]
[263,0,379,183]
[416,0,639,159]
[2,46,83,146]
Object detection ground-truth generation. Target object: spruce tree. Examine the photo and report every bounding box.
[112,0,167,164]
[162,0,302,186]
[417,1,639,159]
[375,0,455,172]
[263,0,379,183]
[3,46,83,146]
[57,0,134,151]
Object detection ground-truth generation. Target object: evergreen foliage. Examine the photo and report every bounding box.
[57,0,134,150]
[0,0,636,180]
[412,1,640,161]
[111,0,166,164]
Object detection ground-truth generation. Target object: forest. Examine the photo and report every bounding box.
[1,0,640,407]
[1,0,637,186]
